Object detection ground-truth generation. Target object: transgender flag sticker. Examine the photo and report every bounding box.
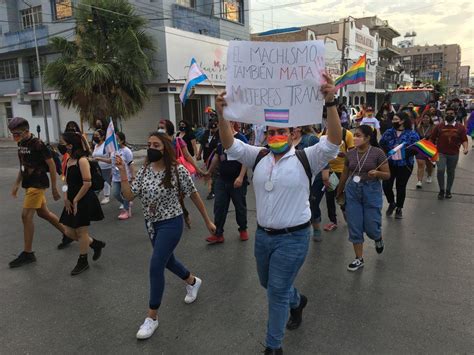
[264,109,290,124]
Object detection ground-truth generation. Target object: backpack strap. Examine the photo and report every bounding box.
[253,148,270,170]
[295,150,312,187]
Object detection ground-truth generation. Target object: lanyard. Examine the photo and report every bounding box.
[355,146,372,176]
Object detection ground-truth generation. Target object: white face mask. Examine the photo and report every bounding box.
[157,128,166,134]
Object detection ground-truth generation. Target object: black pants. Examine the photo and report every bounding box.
[383,164,413,208]
[214,176,248,236]
[325,172,342,224]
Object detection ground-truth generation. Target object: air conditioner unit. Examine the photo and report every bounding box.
[16,88,30,105]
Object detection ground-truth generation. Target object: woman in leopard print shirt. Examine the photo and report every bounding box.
[116,131,215,340]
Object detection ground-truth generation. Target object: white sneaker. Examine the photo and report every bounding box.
[100,197,110,205]
[426,176,432,183]
[119,204,124,210]
[184,277,202,304]
[136,317,159,339]
[416,181,422,189]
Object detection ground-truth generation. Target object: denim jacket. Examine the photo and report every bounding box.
[379,128,420,167]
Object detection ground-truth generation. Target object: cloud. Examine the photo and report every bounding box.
[250,0,474,67]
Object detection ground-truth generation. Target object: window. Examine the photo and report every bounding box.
[222,0,243,23]
[20,6,43,29]
[31,100,51,117]
[0,59,19,80]
[360,96,365,105]
[52,0,73,20]
[354,96,360,105]
[5,102,13,119]
[28,56,47,78]
[176,0,196,8]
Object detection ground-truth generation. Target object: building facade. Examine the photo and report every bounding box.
[0,0,249,142]
[396,44,461,88]
[459,65,470,88]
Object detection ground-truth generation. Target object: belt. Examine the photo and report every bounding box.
[257,221,311,236]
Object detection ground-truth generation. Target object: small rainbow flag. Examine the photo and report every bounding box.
[335,54,366,90]
[413,139,438,160]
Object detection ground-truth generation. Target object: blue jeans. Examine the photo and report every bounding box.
[214,177,248,236]
[255,227,311,349]
[345,180,383,244]
[148,215,190,310]
[112,181,130,210]
[436,153,459,193]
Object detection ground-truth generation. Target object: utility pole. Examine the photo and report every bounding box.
[24,1,50,143]
[339,17,348,100]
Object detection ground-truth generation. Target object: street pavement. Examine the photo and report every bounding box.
[0,146,473,354]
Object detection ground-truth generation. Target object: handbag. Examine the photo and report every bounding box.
[175,138,197,176]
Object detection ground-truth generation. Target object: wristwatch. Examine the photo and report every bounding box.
[325,100,337,107]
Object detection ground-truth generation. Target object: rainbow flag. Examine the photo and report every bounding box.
[413,139,438,160]
[334,54,366,90]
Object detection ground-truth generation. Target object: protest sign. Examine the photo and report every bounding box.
[223,40,326,127]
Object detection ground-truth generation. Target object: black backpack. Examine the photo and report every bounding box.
[89,160,105,191]
[253,149,313,196]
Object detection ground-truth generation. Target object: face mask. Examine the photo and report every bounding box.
[57,144,68,155]
[157,128,166,134]
[93,137,100,143]
[179,126,186,132]
[392,122,401,129]
[147,148,163,162]
[445,114,455,122]
[268,135,290,154]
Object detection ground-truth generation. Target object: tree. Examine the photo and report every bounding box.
[44,0,155,128]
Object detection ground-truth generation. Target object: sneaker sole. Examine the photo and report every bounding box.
[206,239,224,244]
[347,264,364,272]
[136,326,159,340]
[71,266,89,276]
[9,259,36,268]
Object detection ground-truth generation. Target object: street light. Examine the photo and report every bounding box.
[23,0,50,143]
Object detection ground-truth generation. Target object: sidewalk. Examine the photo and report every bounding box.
[0,138,17,149]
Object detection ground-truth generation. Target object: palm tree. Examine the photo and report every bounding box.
[44,0,155,129]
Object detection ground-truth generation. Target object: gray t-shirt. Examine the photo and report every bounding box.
[345,146,387,181]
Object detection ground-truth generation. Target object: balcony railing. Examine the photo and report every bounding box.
[3,25,49,52]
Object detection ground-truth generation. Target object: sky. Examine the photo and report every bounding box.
[250,0,474,71]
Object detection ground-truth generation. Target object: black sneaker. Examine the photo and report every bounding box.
[89,238,106,261]
[347,258,364,271]
[71,255,89,276]
[9,251,36,268]
[395,208,403,219]
[445,192,452,199]
[206,193,215,200]
[264,348,283,355]
[57,234,74,250]
[375,239,384,254]
[386,203,396,216]
[286,294,307,330]
[438,191,445,200]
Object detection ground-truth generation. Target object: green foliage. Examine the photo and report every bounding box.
[44,0,155,124]
[424,79,447,96]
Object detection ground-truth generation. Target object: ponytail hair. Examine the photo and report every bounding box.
[62,131,91,159]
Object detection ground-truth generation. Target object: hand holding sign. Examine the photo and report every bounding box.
[224,40,326,127]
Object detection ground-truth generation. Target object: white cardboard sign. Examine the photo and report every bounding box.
[223,40,326,127]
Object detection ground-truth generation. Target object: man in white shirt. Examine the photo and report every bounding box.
[216,74,342,354]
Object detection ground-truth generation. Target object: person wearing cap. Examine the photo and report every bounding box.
[360,107,380,137]
[8,117,69,268]
[215,73,342,354]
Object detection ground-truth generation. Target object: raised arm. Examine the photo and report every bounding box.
[216,92,234,150]
[321,73,342,145]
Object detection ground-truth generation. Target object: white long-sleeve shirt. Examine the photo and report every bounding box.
[226,136,339,229]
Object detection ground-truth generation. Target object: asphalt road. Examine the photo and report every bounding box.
[0,147,473,354]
